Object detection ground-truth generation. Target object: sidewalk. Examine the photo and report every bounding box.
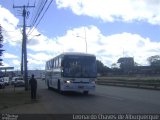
[0,86,46,114]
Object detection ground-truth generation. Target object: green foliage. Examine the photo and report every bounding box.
[96,60,110,75]
[147,55,160,66]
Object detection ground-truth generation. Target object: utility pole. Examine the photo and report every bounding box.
[76,27,87,53]
[21,39,24,75]
[13,5,35,91]
[84,27,87,53]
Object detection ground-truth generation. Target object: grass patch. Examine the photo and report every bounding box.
[98,76,160,81]
[97,76,160,90]
[0,89,32,110]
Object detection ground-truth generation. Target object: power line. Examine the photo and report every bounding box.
[28,0,47,34]
[28,0,38,27]
[31,0,47,28]
[29,0,41,26]
[28,0,48,35]
[30,0,45,25]
[28,0,53,36]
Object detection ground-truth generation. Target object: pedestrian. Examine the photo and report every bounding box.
[29,74,37,100]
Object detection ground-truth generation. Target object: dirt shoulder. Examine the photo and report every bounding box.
[0,86,46,113]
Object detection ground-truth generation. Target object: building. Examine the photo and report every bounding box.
[12,70,45,78]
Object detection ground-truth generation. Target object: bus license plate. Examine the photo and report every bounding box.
[78,86,84,89]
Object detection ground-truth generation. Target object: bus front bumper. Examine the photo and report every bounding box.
[62,83,96,92]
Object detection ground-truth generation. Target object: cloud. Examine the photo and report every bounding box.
[27,53,53,69]
[0,5,19,26]
[3,53,18,59]
[28,53,52,62]
[2,62,10,67]
[2,23,160,69]
[26,25,160,67]
[0,5,21,46]
[1,4,160,69]
[27,35,58,52]
[56,0,160,25]
[12,59,20,66]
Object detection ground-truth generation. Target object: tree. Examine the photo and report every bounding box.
[96,60,104,74]
[147,55,160,66]
[134,62,141,66]
[96,60,110,75]
[0,24,4,66]
[147,55,160,74]
[111,63,119,69]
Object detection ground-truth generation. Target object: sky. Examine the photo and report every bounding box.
[0,0,160,70]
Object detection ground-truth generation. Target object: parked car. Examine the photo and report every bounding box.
[11,77,19,85]
[14,77,25,87]
[3,77,10,86]
[0,78,5,89]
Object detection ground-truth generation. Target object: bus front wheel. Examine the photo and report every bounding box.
[57,80,64,94]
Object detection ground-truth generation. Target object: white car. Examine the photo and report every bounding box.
[11,77,18,85]
[11,77,23,85]
[14,77,25,87]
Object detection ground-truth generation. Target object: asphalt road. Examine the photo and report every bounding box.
[37,79,160,114]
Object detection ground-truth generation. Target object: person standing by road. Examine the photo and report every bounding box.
[29,74,37,100]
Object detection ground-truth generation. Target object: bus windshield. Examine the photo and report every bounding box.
[63,55,97,78]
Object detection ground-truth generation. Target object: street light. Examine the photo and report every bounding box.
[21,33,41,90]
[76,27,87,53]
[21,33,41,75]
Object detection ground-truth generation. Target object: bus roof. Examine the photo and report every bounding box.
[47,52,96,62]
[60,52,95,57]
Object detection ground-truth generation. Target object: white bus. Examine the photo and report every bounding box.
[45,52,97,94]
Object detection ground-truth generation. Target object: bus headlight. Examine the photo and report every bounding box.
[67,80,71,83]
[65,80,71,84]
